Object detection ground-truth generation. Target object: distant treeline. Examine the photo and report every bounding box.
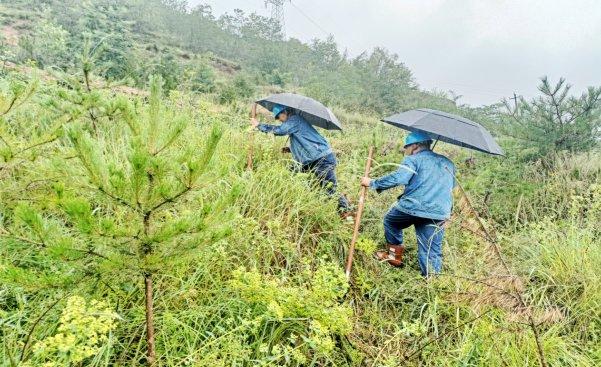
[0,0,456,114]
[1,0,599,158]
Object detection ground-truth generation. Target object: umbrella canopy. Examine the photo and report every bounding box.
[382,108,504,155]
[256,93,342,131]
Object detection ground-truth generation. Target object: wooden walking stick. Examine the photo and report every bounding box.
[345,146,375,279]
[247,103,257,170]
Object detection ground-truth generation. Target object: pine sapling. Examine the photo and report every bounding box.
[57,75,235,365]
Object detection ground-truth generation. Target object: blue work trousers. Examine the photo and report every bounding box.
[383,206,445,276]
[300,153,350,212]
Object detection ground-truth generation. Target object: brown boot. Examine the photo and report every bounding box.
[373,244,404,267]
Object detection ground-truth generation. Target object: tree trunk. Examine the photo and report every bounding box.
[144,273,156,366]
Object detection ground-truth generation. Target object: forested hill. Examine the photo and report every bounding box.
[0,0,456,114]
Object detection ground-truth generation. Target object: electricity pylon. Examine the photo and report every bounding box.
[265,0,288,35]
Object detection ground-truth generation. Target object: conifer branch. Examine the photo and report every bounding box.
[15,135,60,155]
[96,186,141,213]
[0,133,13,152]
[150,185,192,212]
[153,132,181,156]
[72,247,110,260]
[1,80,38,117]
[0,228,44,247]
[565,89,601,124]
[549,86,565,126]
[1,95,17,116]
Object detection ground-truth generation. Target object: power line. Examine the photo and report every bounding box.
[299,0,345,36]
[257,1,514,102]
[289,0,331,37]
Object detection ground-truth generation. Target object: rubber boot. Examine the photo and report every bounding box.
[373,244,404,267]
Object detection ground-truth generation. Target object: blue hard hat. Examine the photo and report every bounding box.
[272,104,286,119]
[404,131,432,147]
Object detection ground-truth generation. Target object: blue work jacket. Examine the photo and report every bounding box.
[370,150,456,220]
[257,114,332,165]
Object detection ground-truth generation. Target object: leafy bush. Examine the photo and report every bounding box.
[188,58,216,93]
[24,296,119,367]
[217,73,255,104]
[18,20,69,69]
[229,263,352,362]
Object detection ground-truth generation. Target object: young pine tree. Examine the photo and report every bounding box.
[54,75,236,365]
[503,77,601,159]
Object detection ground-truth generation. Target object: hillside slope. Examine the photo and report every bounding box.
[0,63,600,366]
[1,1,600,366]
[0,0,461,115]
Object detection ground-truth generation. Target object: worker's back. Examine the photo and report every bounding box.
[286,114,332,165]
[397,150,455,221]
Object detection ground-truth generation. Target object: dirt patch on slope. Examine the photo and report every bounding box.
[1,25,19,46]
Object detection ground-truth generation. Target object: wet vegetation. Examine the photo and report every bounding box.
[1,1,600,366]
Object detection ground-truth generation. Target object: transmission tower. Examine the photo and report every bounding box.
[265,0,288,35]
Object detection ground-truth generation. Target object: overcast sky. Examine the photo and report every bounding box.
[191,0,601,106]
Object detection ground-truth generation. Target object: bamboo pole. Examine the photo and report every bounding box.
[247,103,257,170]
[345,146,374,280]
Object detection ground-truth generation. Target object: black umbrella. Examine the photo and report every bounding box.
[382,108,504,155]
[256,93,343,131]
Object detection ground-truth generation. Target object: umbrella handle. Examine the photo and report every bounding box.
[345,146,375,280]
